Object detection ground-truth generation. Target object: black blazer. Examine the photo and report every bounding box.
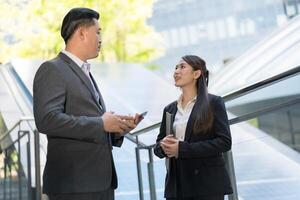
[33,53,122,194]
[154,94,233,198]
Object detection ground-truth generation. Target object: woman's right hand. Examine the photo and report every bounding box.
[160,135,178,157]
[161,135,175,144]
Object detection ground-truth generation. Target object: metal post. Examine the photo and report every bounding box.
[27,138,32,200]
[224,150,239,200]
[283,0,288,17]
[34,130,41,200]
[17,131,22,200]
[8,154,12,200]
[4,150,7,200]
[147,148,156,200]
[135,135,144,200]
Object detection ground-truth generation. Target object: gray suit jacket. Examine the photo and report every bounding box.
[33,52,122,194]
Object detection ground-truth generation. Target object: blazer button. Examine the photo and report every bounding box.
[194,169,199,175]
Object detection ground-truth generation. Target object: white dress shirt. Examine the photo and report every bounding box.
[173,95,197,141]
[61,50,100,102]
[62,50,85,69]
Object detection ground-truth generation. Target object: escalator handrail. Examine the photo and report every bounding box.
[222,65,300,102]
[129,65,300,137]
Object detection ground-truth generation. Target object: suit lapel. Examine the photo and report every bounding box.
[58,53,103,110]
[89,73,106,112]
[184,100,198,141]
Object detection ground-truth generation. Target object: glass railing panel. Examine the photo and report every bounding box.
[225,71,300,122]
[230,118,300,200]
[231,101,300,155]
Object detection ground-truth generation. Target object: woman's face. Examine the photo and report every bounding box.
[173,59,201,88]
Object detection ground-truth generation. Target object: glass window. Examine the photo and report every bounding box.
[216,19,227,39]
[206,21,217,41]
[170,28,179,48]
[226,16,238,37]
[178,26,188,46]
[187,24,198,44]
[197,23,207,39]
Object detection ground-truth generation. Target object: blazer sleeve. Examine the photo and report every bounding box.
[154,108,167,158]
[33,62,107,143]
[111,134,124,147]
[178,96,232,158]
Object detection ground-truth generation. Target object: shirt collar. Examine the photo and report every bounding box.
[61,50,88,68]
[177,95,197,111]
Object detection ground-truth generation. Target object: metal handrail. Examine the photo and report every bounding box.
[0,116,41,200]
[229,97,300,125]
[222,65,300,102]
[129,65,300,137]
[129,122,161,137]
[0,116,34,143]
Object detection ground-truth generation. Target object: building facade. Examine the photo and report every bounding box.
[148,0,299,73]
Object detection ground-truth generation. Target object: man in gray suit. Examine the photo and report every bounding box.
[33,8,139,200]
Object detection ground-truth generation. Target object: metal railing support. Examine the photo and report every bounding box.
[17,131,22,200]
[135,147,144,200]
[225,150,239,200]
[34,129,41,200]
[0,117,41,200]
[27,134,32,200]
[147,147,156,200]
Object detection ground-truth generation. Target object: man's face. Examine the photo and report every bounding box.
[83,19,101,59]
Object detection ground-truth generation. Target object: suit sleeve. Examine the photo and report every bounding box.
[111,134,124,147]
[33,62,106,143]
[154,108,167,158]
[178,96,232,158]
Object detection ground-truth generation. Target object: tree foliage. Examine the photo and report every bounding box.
[0,0,163,63]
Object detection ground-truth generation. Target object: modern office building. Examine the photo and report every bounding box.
[148,0,300,74]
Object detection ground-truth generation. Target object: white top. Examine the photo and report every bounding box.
[61,49,86,70]
[61,50,100,102]
[173,95,197,141]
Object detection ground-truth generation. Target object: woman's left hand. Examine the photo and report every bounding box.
[160,136,179,158]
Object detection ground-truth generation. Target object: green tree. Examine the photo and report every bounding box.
[0,0,27,63]
[0,0,163,63]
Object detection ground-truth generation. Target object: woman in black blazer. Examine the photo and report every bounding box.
[154,55,233,200]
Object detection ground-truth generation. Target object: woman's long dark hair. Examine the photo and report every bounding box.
[182,55,213,134]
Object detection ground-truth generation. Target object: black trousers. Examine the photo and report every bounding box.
[167,161,224,200]
[167,195,224,200]
[48,188,114,200]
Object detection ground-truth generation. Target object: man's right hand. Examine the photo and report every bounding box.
[102,112,136,134]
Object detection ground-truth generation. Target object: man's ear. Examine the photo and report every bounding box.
[194,70,201,79]
[77,27,86,41]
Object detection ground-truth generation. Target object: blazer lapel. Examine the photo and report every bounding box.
[58,53,102,110]
[89,73,106,112]
[184,100,198,141]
